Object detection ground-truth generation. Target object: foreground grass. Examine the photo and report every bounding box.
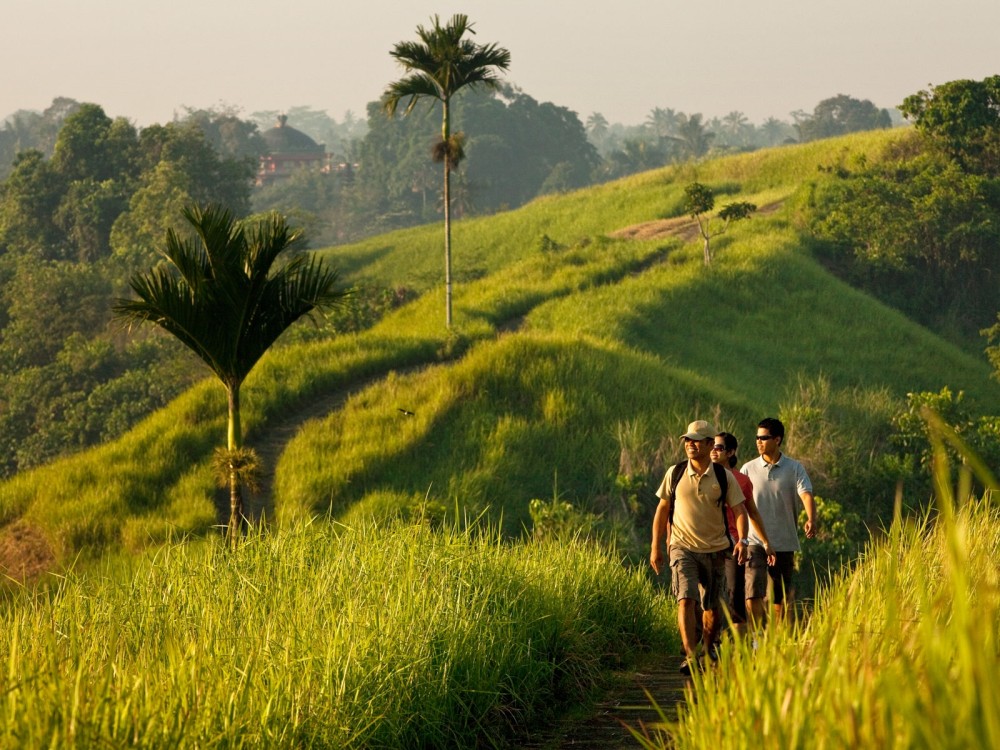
[643,491,1000,749]
[1,520,669,749]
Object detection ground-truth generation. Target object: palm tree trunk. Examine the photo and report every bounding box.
[227,385,244,548]
[442,100,453,329]
[444,156,452,329]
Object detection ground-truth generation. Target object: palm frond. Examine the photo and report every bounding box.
[383,75,443,116]
[113,203,348,387]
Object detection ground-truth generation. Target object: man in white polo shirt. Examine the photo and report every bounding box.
[741,417,817,628]
[650,420,750,674]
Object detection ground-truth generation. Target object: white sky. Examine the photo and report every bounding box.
[4,0,999,127]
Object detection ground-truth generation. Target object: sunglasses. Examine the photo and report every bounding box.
[755,434,776,441]
[711,444,727,452]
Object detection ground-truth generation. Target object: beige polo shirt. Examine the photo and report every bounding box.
[656,462,745,553]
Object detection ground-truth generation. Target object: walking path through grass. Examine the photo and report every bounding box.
[243,366,422,522]
[517,652,687,749]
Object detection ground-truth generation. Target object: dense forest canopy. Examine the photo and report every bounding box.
[805,75,1000,342]
[0,80,992,480]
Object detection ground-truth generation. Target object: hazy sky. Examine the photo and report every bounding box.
[5,0,999,128]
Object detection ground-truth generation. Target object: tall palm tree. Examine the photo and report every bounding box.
[671,113,715,161]
[721,110,750,148]
[383,14,510,328]
[113,204,349,546]
[586,111,610,145]
[645,107,680,139]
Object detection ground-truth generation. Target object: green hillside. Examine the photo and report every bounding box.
[1,128,998,575]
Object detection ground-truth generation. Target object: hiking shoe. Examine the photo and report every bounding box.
[679,656,699,675]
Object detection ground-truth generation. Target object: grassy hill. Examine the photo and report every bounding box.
[1,127,998,576]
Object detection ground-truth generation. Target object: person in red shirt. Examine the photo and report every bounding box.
[711,432,775,638]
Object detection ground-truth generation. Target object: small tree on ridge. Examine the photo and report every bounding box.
[684,182,756,265]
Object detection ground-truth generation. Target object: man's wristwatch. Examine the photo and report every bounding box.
[739,538,750,546]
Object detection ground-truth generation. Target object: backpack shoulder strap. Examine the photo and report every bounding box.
[665,460,687,525]
[668,460,687,500]
[712,462,729,506]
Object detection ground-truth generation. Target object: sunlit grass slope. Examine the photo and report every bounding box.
[2,127,998,570]
[324,129,905,291]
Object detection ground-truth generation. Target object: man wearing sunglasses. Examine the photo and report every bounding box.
[740,417,817,628]
[650,420,751,674]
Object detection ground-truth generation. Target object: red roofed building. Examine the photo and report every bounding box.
[256,115,329,186]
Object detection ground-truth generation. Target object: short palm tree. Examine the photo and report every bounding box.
[113,204,349,546]
[383,13,510,329]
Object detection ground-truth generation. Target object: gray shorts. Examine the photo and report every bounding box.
[745,546,795,602]
[669,546,727,611]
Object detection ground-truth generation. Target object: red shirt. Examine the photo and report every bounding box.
[725,469,754,541]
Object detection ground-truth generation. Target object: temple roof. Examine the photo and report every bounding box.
[260,115,324,154]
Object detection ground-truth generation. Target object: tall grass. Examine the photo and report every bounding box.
[638,412,1000,749]
[1,520,668,749]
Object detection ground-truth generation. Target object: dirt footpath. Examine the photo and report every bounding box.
[517,652,688,749]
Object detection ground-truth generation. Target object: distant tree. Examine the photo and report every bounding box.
[684,182,756,265]
[462,87,598,205]
[606,137,668,178]
[720,110,752,149]
[51,104,138,184]
[54,177,131,262]
[109,161,194,274]
[796,94,892,142]
[383,13,511,328]
[586,112,609,145]
[136,122,253,215]
[113,205,350,546]
[670,113,715,160]
[899,75,1000,175]
[48,106,139,262]
[354,99,438,229]
[760,117,793,147]
[0,257,110,371]
[177,106,267,163]
[646,107,681,139]
[0,97,82,180]
[0,104,146,262]
[0,149,66,256]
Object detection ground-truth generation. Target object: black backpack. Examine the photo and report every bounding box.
[665,460,733,547]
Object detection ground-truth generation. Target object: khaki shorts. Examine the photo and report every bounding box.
[669,546,728,611]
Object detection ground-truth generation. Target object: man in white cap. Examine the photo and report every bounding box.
[650,419,751,674]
